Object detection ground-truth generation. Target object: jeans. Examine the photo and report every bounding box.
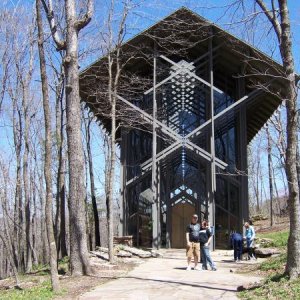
[246,238,255,259]
[233,238,243,260]
[200,246,216,270]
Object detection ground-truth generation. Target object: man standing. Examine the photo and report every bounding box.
[186,214,201,270]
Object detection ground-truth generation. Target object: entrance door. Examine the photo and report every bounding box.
[171,203,195,248]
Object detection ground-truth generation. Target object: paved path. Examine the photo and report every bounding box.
[80,249,262,300]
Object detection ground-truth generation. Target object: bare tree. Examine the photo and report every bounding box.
[36,0,59,290]
[0,160,20,286]
[83,112,101,248]
[41,0,94,275]
[0,9,11,113]
[100,0,132,262]
[8,13,36,274]
[254,0,299,278]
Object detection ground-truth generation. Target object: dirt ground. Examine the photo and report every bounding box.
[254,215,289,234]
[0,259,138,299]
[55,259,139,299]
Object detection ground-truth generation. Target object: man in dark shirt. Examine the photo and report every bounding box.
[186,214,201,270]
[230,232,243,262]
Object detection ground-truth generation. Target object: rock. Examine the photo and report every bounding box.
[255,238,274,248]
[95,246,109,253]
[251,214,268,221]
[90,250,109,260]
[237,282,261,291]
[117,250,132,258]
[255,248,281,257]
[151,250,163,258]
[122,246,152,258]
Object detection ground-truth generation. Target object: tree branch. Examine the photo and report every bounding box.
[75,0,94,32]
[255,0,282,42]
[41,0,66,50]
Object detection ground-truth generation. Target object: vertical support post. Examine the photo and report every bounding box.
[120,129,128,236]
[152,50,159,249]
[166,165,171,248]
[118,128,126,236]
[157,164,161,248]
[237,74,248,230]
[208,33,216,250]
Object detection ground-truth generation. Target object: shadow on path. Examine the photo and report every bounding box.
[123,276,237,293]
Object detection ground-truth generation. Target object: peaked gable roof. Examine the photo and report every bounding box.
[80,7,286,143]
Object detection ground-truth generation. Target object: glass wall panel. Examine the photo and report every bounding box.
[127,130,152,180]
[215,177,228,210]
[215,206,229,248]
[214,91,234,115]
[215,125,236,171]
[229,183,239,217]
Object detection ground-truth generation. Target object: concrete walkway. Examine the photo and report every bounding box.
[80,249,262,300]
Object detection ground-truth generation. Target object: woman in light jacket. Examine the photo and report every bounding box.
[244,222,256,260]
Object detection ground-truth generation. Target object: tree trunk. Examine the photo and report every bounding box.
[106,104,116,263]
[86,118,101,247]
[55,74,68,258]
[31,169,38,267]
[38,166,50,265]
[12,99,23,271]
[41,0,93,276]
[256,0,300,278]
[277,0,300,279]
[0,234,19,286]
[23,86,32,274]
[296,144,300,192]
[64,0,91,275]
[36,0,59,290]
[0,165,20,285]
[266,124,274,226]
[106,47,116,263]
[59,157,68,257]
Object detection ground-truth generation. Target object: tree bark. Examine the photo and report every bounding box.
[36,0,59,290]
[55,71,68,258]
[64,0,92,275]
[23,80,32,275]
[30,169,39,267]
[277,0,300,279]
[266,124,274,226]
[256,0,300,278]
[12,98,24,271]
